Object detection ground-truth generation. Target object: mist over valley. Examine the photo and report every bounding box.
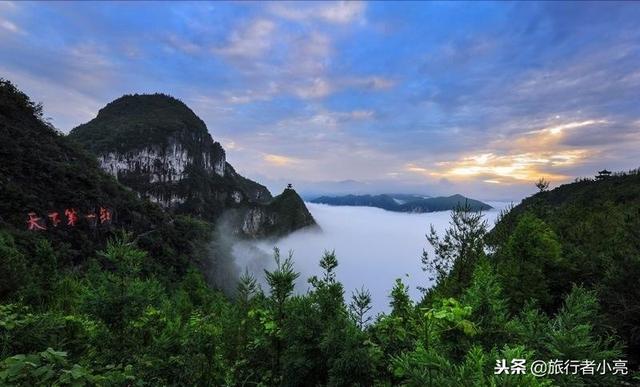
[232,202,509,315]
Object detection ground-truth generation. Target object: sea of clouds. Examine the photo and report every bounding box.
[232,202,510,317]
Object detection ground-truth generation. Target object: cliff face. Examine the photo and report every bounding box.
[68,93,313,236]
[239,187,317,238]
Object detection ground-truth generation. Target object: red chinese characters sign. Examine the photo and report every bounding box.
[26,207,113,231]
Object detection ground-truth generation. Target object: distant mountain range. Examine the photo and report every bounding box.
[310,193,492,213]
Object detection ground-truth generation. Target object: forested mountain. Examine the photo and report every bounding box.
[0,79,638,385]
[68,93,314,237]
[0,79,206,272]
[488,170,640,366]
[311,193,492,212]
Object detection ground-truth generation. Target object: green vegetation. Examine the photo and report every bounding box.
[1,79,638,385]
[68,93,211,155]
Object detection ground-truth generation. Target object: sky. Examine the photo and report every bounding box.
[1,1,639,201]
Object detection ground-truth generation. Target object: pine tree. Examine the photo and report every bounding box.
[421,202,488,296]
[349,286,373,329]
[264,247,299,383]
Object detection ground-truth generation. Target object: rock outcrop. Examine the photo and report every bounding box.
[238,187,316,238]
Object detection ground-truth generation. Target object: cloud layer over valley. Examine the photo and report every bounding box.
[231,202,507,315]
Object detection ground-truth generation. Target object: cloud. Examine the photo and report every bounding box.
[428,151,585,182]
[165,33,201,55]
[234,202,507,315]
[407,119,608,184]
[276,109,375,130]
[0,1,22,35]
[223,81,281,104]
[2,2,639,201]
[213,19,276,59]
[269,2,366,24]
[0,65,103,130]
[0,19,19,33]
[294,78,333,99]
[264,153,300,167]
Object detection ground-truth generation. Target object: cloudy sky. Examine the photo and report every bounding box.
[1,2,639,200]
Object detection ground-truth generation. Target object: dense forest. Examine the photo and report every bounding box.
[1,79,639,386]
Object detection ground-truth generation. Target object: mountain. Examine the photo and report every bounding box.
[0,79,209,274]
[311,193,492,212]
[487,169,640,363]
[68,93,314,237]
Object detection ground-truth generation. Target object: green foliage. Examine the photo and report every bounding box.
[349,286,373,329]
[0,231,26,301]
[255,187,317,237]
[370,278,418,384]
[423,297,477,360]
[461,260,509,350]
[543,286,623,386]
[489,171,640,363]
[421,201,488,296]
[497,213,566,312]
[0,347,137,386]
[98,231,146,277]
[68,93,210,155]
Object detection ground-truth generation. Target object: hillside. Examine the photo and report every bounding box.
[0,80,212,274]
[68,93,314,237]
[486,170,640,364]
[311,193,492,212]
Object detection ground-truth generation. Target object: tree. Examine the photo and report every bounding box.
[542,286,623,387]
[421,202,488,296]
[265,248,299,317]
[264,248,299,382]
[370,278,417,384]
[0,231,27,301]
[461,261,509,351]
[390,278,413,319]
[393,298,477,387]
[237,269,260,310]
[349,287,373,329]
[535,177,550,192]
[497,213,565,313]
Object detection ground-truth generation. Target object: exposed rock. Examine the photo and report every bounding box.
[236,187,317,238]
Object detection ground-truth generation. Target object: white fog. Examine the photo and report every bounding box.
[232,202,510,316]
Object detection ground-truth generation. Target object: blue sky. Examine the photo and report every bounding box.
[1,1,639,200]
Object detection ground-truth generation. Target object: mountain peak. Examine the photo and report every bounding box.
[67,90,314,236]
[96,93,204,129]
[70,93,210,155]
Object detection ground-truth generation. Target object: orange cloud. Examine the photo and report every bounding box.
[263,153,299,167]
[407,119,604,184]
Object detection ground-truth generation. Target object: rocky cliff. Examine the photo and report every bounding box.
[68,93,314,237]
[238,187,316,238]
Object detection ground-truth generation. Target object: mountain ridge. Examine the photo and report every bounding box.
[310,193,492,213]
